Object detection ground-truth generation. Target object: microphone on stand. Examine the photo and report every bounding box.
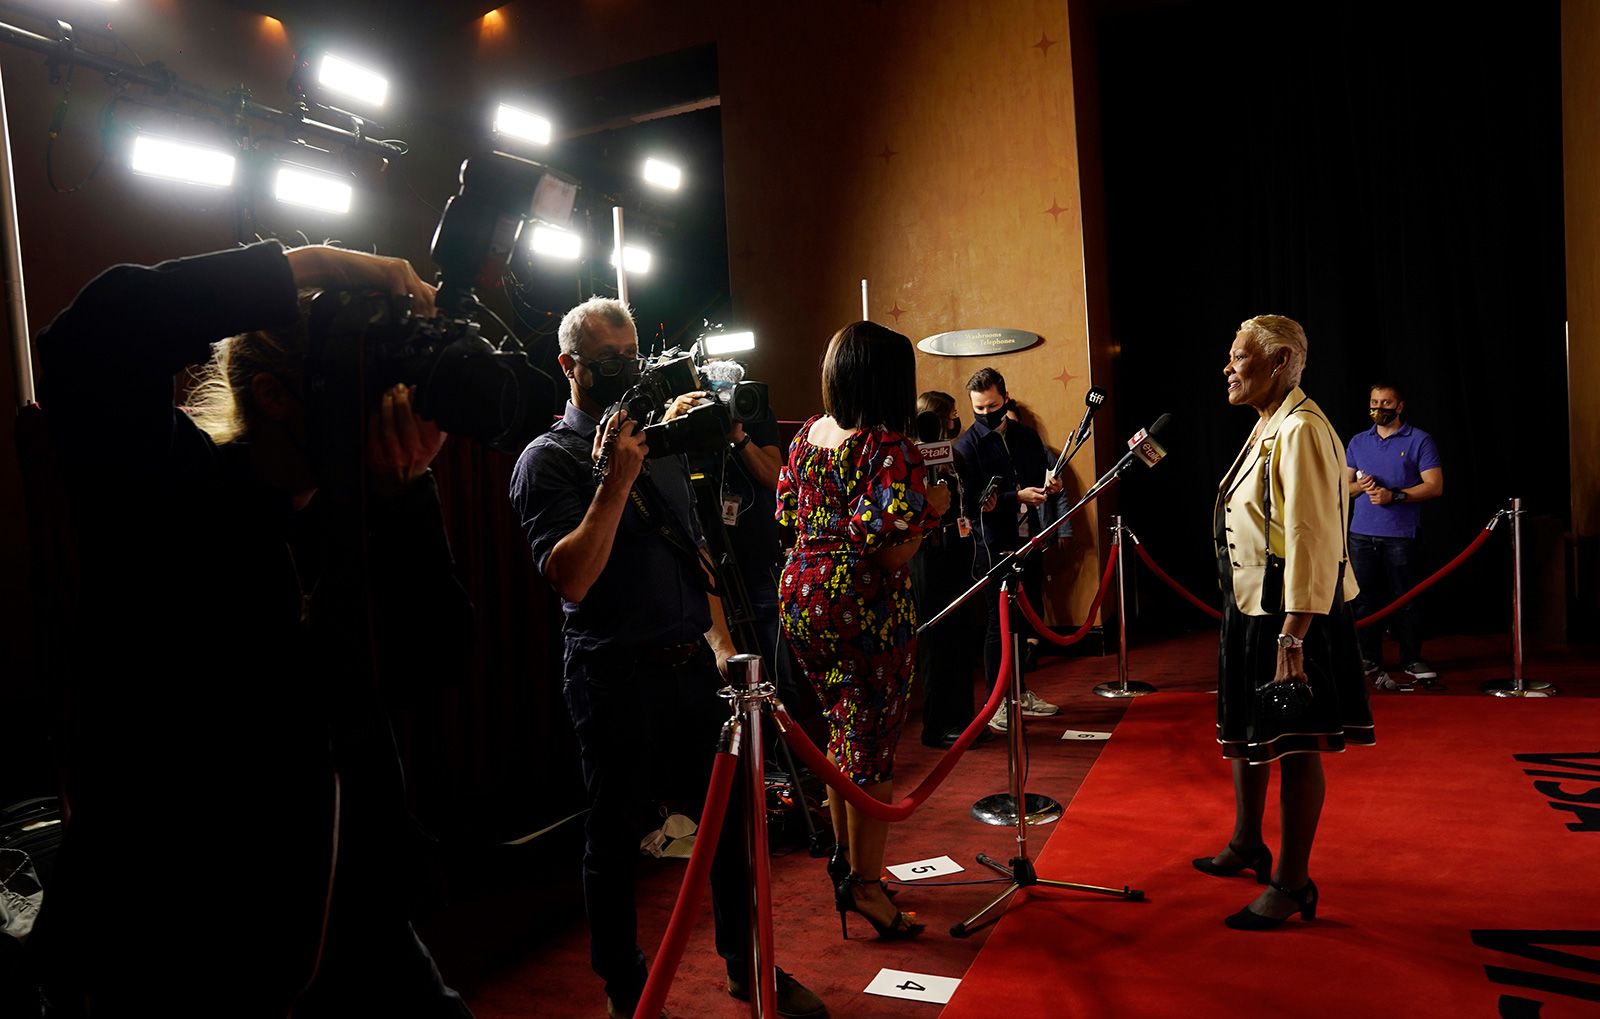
[1052,385,1107,478]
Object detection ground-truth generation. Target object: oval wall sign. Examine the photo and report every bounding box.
[916,327,1043,357]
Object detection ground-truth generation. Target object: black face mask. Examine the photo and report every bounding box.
[581,360,642,409]
[945,418,962,440]
[975,401,1013,430]
[1369,407,1398,426]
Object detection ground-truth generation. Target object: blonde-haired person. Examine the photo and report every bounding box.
[1194,314,1373,931]
[35,241,474,1015]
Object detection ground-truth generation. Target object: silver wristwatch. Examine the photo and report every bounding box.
[1276,633,1305,651]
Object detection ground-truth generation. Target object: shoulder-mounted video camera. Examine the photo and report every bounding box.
[305,152,574,468]
[606,346,768,460]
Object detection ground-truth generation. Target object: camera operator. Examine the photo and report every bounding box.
[34,241,473,1017]
[508,298,825,1019]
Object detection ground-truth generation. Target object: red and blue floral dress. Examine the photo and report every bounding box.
[776,418,938,785]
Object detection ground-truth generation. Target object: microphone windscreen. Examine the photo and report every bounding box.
[915,409,946,443]
[1085,385,1107,408]
[1148,412,1173,439]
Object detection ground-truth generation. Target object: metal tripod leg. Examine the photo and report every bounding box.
[952,854,1143,938]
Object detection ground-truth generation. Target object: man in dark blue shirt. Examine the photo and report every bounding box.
[954,367,1065,730]
[509,298,824,1019]
[1344,382,1445,689]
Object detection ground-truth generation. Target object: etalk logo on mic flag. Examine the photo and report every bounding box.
[1127,429,1167,468]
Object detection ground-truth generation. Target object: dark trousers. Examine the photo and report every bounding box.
[913,535,983,740]
[563,641,750,1006]
[981,549,1045,695]
[1348,532,1423,666]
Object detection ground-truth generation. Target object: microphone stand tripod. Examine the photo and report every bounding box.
[920,458,1150,938]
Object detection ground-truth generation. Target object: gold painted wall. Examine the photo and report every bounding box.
[717,0,1104,623]
[1563,0,1600,539]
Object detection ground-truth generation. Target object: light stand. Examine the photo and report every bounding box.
[1093,515,1158,698]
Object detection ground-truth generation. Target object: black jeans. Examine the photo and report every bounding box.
[563,641,750,1006]
[913,534,983,740]
[1348,532,1423,666]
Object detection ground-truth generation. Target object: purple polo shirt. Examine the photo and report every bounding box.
[1346,422,1441,538]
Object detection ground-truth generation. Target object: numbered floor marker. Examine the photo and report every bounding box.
[886,854,963,882]
[1061,729,1111,741]
[865,968,961,1004]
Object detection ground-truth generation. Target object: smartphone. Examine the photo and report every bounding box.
[979,476,1001,505]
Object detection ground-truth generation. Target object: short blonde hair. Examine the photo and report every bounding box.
[1238,314,1307,387]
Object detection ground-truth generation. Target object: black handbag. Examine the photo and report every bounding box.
[1255,674,1313,723]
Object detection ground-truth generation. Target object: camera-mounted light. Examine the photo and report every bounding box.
[700,330,755,357]
[129,132,235,188]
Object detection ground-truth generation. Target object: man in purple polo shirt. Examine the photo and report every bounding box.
[1345,382,1445,690]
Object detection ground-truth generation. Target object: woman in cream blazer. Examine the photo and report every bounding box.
[1193,315,1373,932]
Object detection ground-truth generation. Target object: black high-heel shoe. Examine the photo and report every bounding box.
[1192,841,1272,884]
[1224,878,1318,930]
[835,874,925,941]
[826,843,897,899]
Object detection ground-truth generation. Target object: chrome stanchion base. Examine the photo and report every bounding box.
[1483,679,1558,698]
[1094,680,1158,698]
[970,792,1063,827]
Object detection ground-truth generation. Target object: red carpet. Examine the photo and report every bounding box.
[943,693,1600,1019]
[452,633,1598,1017]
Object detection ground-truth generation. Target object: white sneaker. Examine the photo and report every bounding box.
[1019,690,1060,717]
[988,701,1010,732]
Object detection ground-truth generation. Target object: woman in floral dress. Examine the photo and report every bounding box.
[777,321,947,939]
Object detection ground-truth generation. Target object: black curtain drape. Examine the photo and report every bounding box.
[1096,0,1566,636]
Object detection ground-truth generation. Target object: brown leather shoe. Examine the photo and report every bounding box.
[727,967,828,1017]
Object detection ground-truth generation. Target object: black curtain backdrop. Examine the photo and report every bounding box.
[1096,0,1566,637]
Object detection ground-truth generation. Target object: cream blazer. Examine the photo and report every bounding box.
[1215,387,1360,617]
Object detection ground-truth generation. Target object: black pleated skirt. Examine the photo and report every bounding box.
[1216,555,1375,765]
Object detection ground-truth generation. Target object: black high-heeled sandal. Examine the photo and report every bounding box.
[826,843,896,899]
[1224,878,1318,930]
[1192,841,1272,884]
[835,873,925,941]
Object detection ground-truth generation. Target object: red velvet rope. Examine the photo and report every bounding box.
[1014,544,1122,646]
[772,599,1015,823]
[1131,540,1224,621]
[1353,524,1498,629]
[1124,524,1500,630]
[634,750,740,1019]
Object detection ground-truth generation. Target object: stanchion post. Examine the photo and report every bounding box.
[1482,497,1557,698]
[1095,516,1157,698]
[728,654,778,1016]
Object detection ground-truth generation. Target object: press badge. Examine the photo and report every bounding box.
[722,495,741,526]
[956,516,972,539]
